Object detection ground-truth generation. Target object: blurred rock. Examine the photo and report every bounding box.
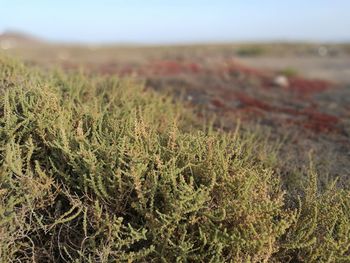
[273,75,289,88]
[318,46,328,57]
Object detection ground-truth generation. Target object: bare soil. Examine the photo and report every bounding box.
[239,56,350,84]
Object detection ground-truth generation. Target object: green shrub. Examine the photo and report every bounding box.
[276,167,350,263]
[236,46,265,57]
[278,67,299,78]
[0,57,349,262]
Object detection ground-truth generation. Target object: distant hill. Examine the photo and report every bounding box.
[0,31,42,49]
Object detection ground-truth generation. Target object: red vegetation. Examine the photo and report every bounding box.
[222,62,269,79]
[235,93,273,111]
[220,62,283,90]
[235,93,340,133]
[301,109,340,133]
[146,61,202,75]
[210,98,226,108]
[118,66,135,76]
[288,77,333,95]
[58,59,342,135]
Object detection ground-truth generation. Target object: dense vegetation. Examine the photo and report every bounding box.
[0,56,349,262]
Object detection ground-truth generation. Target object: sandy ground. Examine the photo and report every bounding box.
[238,56,350,84]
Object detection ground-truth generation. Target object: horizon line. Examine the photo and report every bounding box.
[1,29,350,46]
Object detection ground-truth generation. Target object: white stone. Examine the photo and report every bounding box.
[273,75,289,88]
[318,46,328,57]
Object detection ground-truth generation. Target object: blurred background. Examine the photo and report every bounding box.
[1,0,350,179]
[1,0,350,80]
[1,0,350,43]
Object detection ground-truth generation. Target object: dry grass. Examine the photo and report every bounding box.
[0,56,349,262]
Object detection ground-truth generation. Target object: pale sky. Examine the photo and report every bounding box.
[1,0,349,44]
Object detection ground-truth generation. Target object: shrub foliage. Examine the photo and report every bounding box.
[0,57,349,262]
